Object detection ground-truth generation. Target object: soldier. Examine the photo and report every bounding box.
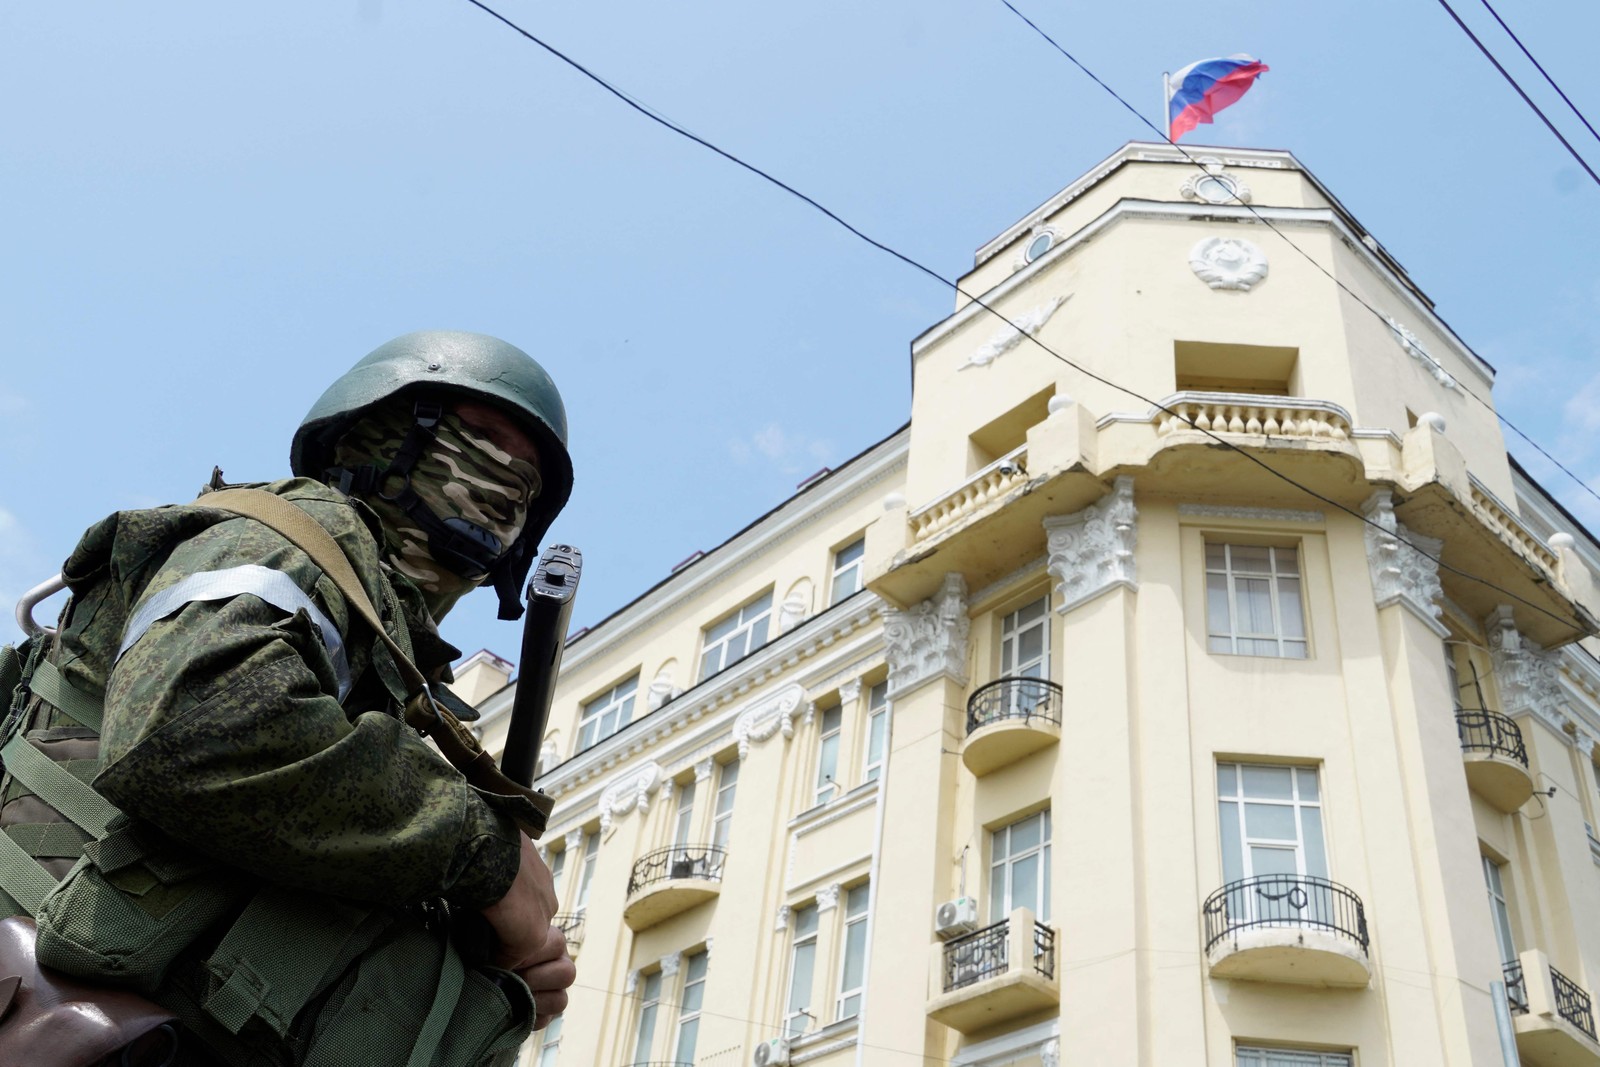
[1,332,577,1065]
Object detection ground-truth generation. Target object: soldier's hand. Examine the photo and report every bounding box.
[480,833,577,1029]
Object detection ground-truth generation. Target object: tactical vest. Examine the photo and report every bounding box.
[0,488,537,1067]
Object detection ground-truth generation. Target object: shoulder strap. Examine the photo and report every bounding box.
[197,489,552,837]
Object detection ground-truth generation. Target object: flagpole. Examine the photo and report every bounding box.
[1161,72,1171,142]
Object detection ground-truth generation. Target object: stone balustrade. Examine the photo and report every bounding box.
[1153,392,1352,440]
[1468,475,1563,577]
[910,446,1029,543]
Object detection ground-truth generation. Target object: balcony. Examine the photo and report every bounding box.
[926,907,1058,1033]
[1505,952,1600,1065]
[909,445,1031,546]
[961,677,1063,776]
[1457,708,1534,813]
[1202,875,1372,988]
[623,845,726,932]
[554,912,584,956]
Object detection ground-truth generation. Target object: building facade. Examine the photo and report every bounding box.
[463,143,1600,1067]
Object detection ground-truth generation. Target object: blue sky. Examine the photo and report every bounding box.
[4,0,1598,666]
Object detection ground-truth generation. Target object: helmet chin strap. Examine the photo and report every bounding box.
[325,400,512,593]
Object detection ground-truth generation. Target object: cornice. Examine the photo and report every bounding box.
[536,593,884,805]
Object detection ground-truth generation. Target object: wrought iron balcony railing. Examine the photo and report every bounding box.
[627,844,727,896]
[1553,964,1598,1041]
[941,917,1056,993]
[966,677,1064,735]
[1202,874,1369,955]
[1456,708,1528,766]
[1504,960,1529,1014]
[554,912,584,944]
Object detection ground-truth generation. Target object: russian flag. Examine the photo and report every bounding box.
[1167,54,1270,141]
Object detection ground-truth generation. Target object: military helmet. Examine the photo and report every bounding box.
[291,330,574,620]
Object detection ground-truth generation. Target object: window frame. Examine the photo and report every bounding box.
[784,902,820,1038]
[830,536,866,604]
[835,883,871,1021]
[999,593,1051,679]
[577,673,639,752]
[862,681,889,783]
[699,592,775,681]
[535,1011,563,1067]
[1205,541,1309,659]
[673,949,709,1063]
[574,830,599,912]
[815,703,843,806]
[632,969,664,1062]
[989,809,1052,923]
[1235,1046,1353,1067]
[712,757,740,849]
[1483,854,1518,966]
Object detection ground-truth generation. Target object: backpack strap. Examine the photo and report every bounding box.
[198,489,552,836]
[23,660,103,734]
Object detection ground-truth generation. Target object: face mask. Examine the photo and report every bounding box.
[332,400,541,618]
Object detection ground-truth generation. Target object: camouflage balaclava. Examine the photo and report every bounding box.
[332,398,542,619]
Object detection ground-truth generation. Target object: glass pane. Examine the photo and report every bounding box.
[841,920,868,989]
[721,759,741,788]
[838,991,861,1020]
[831,570,856,603]
[822,706,842,733]
[787,942,815,1015]
[817,735,839,794]
[1041,842,1051,921]
[1011,854,1040,915]
[1219,801,1244,882]
[1245,803,1298,841]
[1295,767,1319,801]
[706,613,738,642]
[1237,577,1274,633]
[847,884,870,917]
[1242,765,1294,800]
[989,862,1006,922]
[674,1017,700,1063]
[1282,640,1308,660]
[1278,578,1305,638]
[699,649,719,681]
[1017,597,1047,625]
[1231,545,1272,573]
[1010,813,1042,853]
[1206,573,1231,635]
[1209,635,1233,654]
[1206,543,1226,569]
[1018,627,1044,667]
[867,713,886,769]
[745,593,773,620]
[795,905,819,937]
[836,539,864,566]
[749,616,770,648]
[1300,807,1328,877]
[1249,845,1298,877]
[635,1006,658,1060]
[1275,546,1300,576]
[1218,764,1237,796]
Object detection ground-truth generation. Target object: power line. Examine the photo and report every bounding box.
[461,0,1590,634]
[995,0,1600,517]
[1433,0,1600,189]
[1475,0,1600,148]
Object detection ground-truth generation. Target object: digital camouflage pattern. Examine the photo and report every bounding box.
[331,400,541,618]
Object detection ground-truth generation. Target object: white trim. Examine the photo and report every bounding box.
[1095,391,1355,431]
[1178,504,1325,524]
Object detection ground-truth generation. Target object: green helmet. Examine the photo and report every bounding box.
[291,330,574,620]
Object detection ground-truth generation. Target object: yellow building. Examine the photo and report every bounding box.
[466,142,1600,1067]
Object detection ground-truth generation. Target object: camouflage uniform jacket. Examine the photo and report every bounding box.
[3,478,524,1058]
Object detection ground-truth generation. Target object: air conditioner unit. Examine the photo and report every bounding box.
[934,897,979,940]
[753,1037,792,1066]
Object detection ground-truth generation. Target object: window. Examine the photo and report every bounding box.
[1024,231,1054,262]
[699,593,774,681]
[990,810,1051,923]
[674,778,697,845]
[535,1012,562,1067]
[836,884,870,1020]
[815,705,842,805]
[862,682,888,783]
[1217,763,1329,924]
[1483,855,1518,966]
[674,950,709,1063]
[1235,1047,1351,1067]
[575,831,599,911]
[712,758,740,848]
[632,970,663,1062]
[785,903,819,1037]
[830,537,865,604]
[578,674,638,751]
[547,844,566,894]
[1206,543,1307,659]
[1000,595,1050,679]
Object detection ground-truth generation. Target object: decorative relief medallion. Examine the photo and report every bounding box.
[1044,476,1138,613]
[958,296,1068,371]
[732,682,805,758]
[1387,317,1462,392]
[599,761,665,832]
[778,579,812,634]
[1488,606,1570,733]
[646,661,681,712]
[883,573,971,697]
[1362,490,1445,634]
[1189,236,1268,291]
